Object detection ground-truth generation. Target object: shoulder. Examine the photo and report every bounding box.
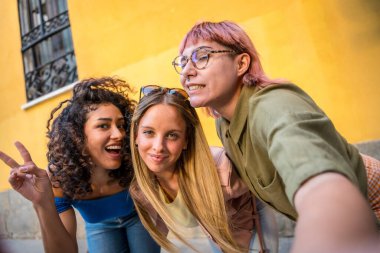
[249,84,322,117]
[129,181,143,202]
[247,84,328,137]
[209,146,249,197]
[209,146,226,166]
[52,187,65,198]
[129,181,160,220]
[209,146,231,188]
[210,146,232,174]
[129,181,153,211]
[47,169,66,198]
[53,188,73,214]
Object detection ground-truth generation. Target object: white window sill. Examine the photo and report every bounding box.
[21,81,78,110]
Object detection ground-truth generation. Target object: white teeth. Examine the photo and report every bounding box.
[106,145,121,150]
[188,85,203,91]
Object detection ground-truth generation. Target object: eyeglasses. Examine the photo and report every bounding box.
[139,85,189,100]
[172,47,235,74]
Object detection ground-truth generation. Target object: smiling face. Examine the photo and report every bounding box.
[84,103,125,171]
[179,40,244,118]
[135,104,188,178]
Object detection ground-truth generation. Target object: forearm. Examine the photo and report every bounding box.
[33,200,77,253]
[293,173,379,253]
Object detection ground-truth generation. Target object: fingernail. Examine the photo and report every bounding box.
[20,167,28,172]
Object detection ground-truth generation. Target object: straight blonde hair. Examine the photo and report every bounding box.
[130,89,242,252]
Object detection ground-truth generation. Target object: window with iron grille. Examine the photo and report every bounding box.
[18,0,77,102]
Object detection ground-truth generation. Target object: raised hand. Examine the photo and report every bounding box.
[0,141,53,204]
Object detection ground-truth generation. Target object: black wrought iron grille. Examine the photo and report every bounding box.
[18,1,78,102]
[24,50,77,101]
[21,11,70,50]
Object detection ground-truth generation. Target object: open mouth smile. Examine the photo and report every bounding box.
[105,145,122,154]
[188,85,204,91]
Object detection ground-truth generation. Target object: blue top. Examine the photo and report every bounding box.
[54,189,136,223]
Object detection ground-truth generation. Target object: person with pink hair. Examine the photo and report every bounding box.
[172,20,380,253]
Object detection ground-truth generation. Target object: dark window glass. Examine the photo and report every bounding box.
[18,0,77,102]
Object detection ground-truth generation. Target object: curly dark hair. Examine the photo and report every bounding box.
[46,77,136,199]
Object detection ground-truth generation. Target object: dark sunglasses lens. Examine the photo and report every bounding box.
[142,86,160,96]
[141,86,188,100]
[167,89,188,99]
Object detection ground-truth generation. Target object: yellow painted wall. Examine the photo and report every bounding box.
[1,0,379,191]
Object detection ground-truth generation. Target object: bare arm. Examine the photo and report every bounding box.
[293,172,379,253]
[33,196,78,253]
[0,142,78,253]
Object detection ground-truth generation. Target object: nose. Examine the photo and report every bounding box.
[180,60,196,84]
[152,136,164,152]
[110,126,124,140]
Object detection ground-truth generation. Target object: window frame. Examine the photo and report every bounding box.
[17,0,78,105]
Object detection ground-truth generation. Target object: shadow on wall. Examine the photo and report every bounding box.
[0,140,379,240]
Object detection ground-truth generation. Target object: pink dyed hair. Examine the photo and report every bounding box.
[179,20,285,88]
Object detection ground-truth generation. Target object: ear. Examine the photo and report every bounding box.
[236,53,250,77]
[134,136,139,146]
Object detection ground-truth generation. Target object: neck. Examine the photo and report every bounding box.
[156,172,179,201]
[90,166,114,186]
[215,85,243,121]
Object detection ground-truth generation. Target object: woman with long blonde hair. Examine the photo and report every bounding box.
[129,85,278,253]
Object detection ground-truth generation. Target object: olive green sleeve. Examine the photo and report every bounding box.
[249,86,360,204]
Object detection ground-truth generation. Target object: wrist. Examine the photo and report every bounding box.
[33,196,56,212]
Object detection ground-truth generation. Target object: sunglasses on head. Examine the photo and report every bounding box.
[139,85,189,100]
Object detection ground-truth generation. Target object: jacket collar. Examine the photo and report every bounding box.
[220,85,258,144]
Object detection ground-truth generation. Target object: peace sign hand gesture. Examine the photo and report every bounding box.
[0,141,53,205]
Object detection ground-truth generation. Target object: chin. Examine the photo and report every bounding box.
[104,167,119,171]
[105,164,122,170]
[189,98,204,108]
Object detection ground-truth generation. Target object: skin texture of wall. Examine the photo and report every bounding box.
[0,0,379,190]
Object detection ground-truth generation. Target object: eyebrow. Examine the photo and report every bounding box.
[139,125,184,133]
[182,46,212,55]
[96,117,124,121]
[197,46,212,49]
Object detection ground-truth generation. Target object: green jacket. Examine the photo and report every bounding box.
[216,83,367,220]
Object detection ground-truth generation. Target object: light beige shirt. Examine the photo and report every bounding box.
[159,188,219,253]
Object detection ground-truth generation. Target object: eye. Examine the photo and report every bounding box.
[193,49,209,63]
[167,132,179,140]
[178,56,188,67]
[98,124,110,129]
[142,130,154,136]
[117,122,125,129]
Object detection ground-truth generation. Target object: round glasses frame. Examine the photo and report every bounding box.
[172,47,235,74]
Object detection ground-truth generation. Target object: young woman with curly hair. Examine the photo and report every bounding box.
[0,77,160,253]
